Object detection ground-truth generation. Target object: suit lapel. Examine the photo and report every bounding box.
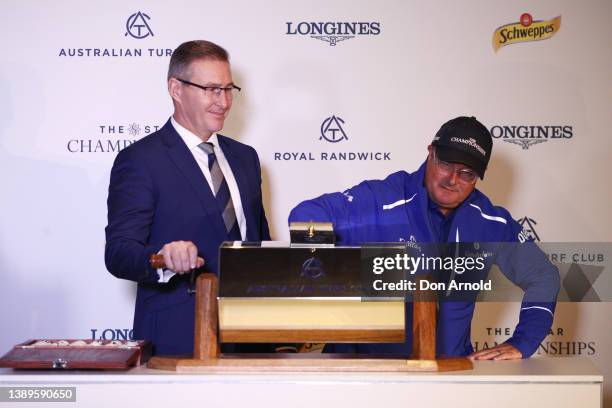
[161,121,227,238]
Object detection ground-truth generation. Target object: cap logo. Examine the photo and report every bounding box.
[450,136,486,156]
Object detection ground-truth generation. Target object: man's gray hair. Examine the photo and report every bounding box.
[167,40,229,80]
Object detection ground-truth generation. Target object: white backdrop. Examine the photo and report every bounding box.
[1,0,611,404]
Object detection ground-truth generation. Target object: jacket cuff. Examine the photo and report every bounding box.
[504,336,536,359]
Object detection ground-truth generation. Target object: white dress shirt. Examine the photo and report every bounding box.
[157,117,248,283]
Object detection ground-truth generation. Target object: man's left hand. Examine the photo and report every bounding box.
[468,343,522,360]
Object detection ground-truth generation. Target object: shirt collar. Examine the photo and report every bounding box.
[427,194,447,218]
[170,116,219,150]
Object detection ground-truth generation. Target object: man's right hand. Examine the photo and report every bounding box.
[159,241,205,274]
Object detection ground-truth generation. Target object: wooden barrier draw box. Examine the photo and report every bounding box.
[148,224,472,372]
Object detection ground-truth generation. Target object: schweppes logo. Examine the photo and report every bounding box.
[493,13,561,52]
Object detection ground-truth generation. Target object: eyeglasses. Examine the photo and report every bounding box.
[432,149,478,184]
[175,77,241,98]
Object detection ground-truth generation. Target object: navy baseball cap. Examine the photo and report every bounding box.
[431,116,492,179]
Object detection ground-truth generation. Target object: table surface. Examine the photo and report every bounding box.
[0,356,602,385]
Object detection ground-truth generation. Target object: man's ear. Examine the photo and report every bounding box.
[168,77,181,102]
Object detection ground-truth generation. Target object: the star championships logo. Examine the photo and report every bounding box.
[286,21,380,46]
[490,125,573,150]
[67,122,160,153]
[58,11,172,58]
[273,115,391,162]
[492,13,561,52]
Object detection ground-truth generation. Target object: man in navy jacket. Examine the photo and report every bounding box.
[105,41,270,355]
[289,116,559,360]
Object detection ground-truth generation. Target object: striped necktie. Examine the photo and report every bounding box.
[198,142,241,240]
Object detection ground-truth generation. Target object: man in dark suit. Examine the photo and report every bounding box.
[105,40,270,356]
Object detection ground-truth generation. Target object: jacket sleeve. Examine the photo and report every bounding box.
[104,149,162,283]
[494,215,560,358]
[288,176,394,244]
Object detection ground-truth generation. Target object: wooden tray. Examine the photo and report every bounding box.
[0,339,152,370]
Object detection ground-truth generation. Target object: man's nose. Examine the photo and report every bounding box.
[216,91,231,109]
[446,170,459,186]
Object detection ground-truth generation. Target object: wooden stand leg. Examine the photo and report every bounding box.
[148,273,220,370]
[194,273,219,360]
[412,277,436,360]
[412,299,436,360]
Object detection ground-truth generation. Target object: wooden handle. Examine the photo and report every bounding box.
[150,254,165,269]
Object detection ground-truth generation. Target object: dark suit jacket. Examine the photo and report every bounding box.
[105,119,270,355]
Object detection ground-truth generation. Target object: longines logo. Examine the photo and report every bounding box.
[67,122,160,153]
[490,125,573,150]
[286,21,381,46]
[90,328,133,341]
[58,11,171,58]
[273,115,391,162]
[517,217,540,242]
[492,13,561,52]
[320,115,348,143]
[125,11,154,39]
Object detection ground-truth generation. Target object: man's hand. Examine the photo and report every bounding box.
[468,343,522,361]
[159,241,204,274]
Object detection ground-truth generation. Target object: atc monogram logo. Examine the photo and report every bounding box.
[517,217,540,242]
[301,257,326,280]
[125,11,154,39]
[286,21,380,46]
[492,13,561,52]
[320,115,348,143]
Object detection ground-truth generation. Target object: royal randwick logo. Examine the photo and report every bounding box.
[273,114,391,162]
[492,13,561,52]
[286,21,380,46]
